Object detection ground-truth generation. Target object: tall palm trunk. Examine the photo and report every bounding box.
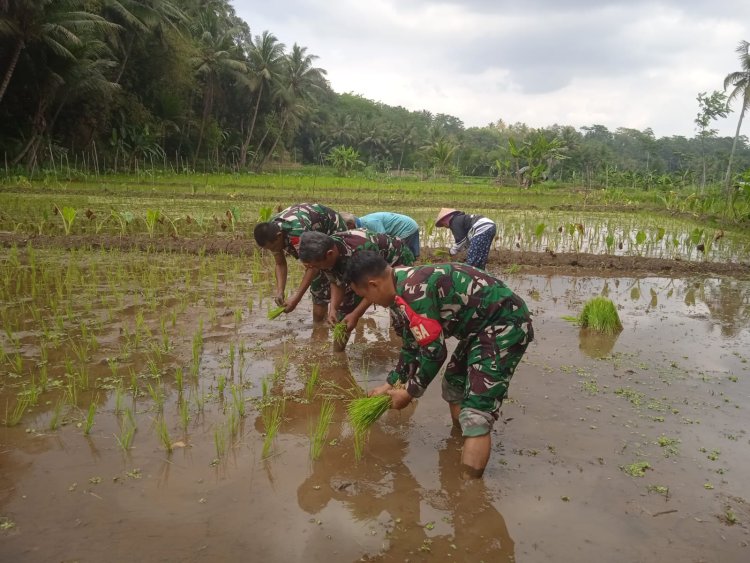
[114,35,135,85]
[239,82,263,168]
[723,101,746,214]
[193,81,214,169]
[0,38,24,104]
[256,113,288,171]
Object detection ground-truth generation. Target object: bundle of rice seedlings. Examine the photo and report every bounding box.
[267,306,285,320]
[434,249,449,257]
[579,296,622,335]
[332,321,348,345]
[347,394,391,460]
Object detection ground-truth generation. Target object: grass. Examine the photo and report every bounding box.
[310,398,335,461]
[579,296,623,334]
[347,395,391,461]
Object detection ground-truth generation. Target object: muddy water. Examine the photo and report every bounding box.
[1,253,749,562]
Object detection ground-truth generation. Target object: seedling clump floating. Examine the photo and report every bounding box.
[579,296,623,335]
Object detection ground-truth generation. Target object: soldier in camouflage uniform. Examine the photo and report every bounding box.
[298,229,415,350]
[346,250,533,478]
[253,203,346,322]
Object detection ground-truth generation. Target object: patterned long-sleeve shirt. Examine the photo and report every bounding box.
[447,212,495,255]
[323,228,415,286]
[386,263,532,397]
[272,203,346,259]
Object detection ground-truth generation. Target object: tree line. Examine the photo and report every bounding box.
[1,1,749,193]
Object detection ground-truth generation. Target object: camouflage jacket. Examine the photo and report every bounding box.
[323,228,415,287]
[272,203,346,259]
[387,263,532,396]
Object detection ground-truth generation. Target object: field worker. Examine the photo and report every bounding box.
[298,229,414,350]
[435,208,497,270]
[341,211,421,258]
[345,250,533,478]
[253,203,346,322]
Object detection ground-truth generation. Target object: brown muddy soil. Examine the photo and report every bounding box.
[1,245,749,562]
[2,231,749,279]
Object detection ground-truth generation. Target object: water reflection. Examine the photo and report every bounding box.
[296,422,515,561]
[579,328,621,359]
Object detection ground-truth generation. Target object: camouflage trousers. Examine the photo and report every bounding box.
[309,272,331,306]
[441,321,533,437]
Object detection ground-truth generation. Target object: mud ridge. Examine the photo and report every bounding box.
[1,232,749,279]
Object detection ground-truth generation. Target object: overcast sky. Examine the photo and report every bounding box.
[233,0,750,138]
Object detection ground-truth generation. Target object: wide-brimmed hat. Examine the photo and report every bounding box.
[436,208,459,226]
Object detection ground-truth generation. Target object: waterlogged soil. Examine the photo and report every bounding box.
[0,246,749,562]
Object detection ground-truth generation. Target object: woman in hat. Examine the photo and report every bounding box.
[435,208,497,270]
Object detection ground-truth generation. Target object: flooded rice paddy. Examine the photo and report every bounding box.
[0,246,749,562]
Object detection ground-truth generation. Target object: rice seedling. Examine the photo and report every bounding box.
[83,401,97,435]
[174,366,184,393]
[4,396,31,427]
[217,375,226,398]
[262,398,285,458]
[310,398,335,461]
[305,364,320,402]
[267,305,285,320]
[579,296,623,335]
[214,423,227,459]
[146,381,164,411]
[114,384,124,414]
[156,417,172,453]
[347,394,391,460]
[179,398,190,431]
[332,321,348,346]
[230,384,245,417]
[115,411,136,452]
[49,398,64,430]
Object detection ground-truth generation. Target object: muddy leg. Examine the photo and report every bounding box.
[312,303,327,322]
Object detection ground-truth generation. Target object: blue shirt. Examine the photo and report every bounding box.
[356,212,419,239]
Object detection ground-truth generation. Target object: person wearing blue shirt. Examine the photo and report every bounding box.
[342,211,420,258]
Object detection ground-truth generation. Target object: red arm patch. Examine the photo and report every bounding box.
[394,296,442,346]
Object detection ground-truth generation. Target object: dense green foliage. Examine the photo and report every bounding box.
[1,1,749,194]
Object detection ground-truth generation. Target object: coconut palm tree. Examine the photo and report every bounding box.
[189,8,246,167]
[252,43,326,169]
[723,39,750,210]
[0,0,118,104]
[239,30,285,168]
[101,0,186,84]
[13,39,119,166]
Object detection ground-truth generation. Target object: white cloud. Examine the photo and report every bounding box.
[232,0,750,137]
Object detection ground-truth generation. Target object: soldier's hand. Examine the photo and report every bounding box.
[368,383,393,397]
[342,313,358,332]
[284,295,300,314]
[387,388,412,410]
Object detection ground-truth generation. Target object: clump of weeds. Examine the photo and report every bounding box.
[621,461,651,477]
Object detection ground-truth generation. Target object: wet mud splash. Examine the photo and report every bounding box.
[0,246,749,562]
